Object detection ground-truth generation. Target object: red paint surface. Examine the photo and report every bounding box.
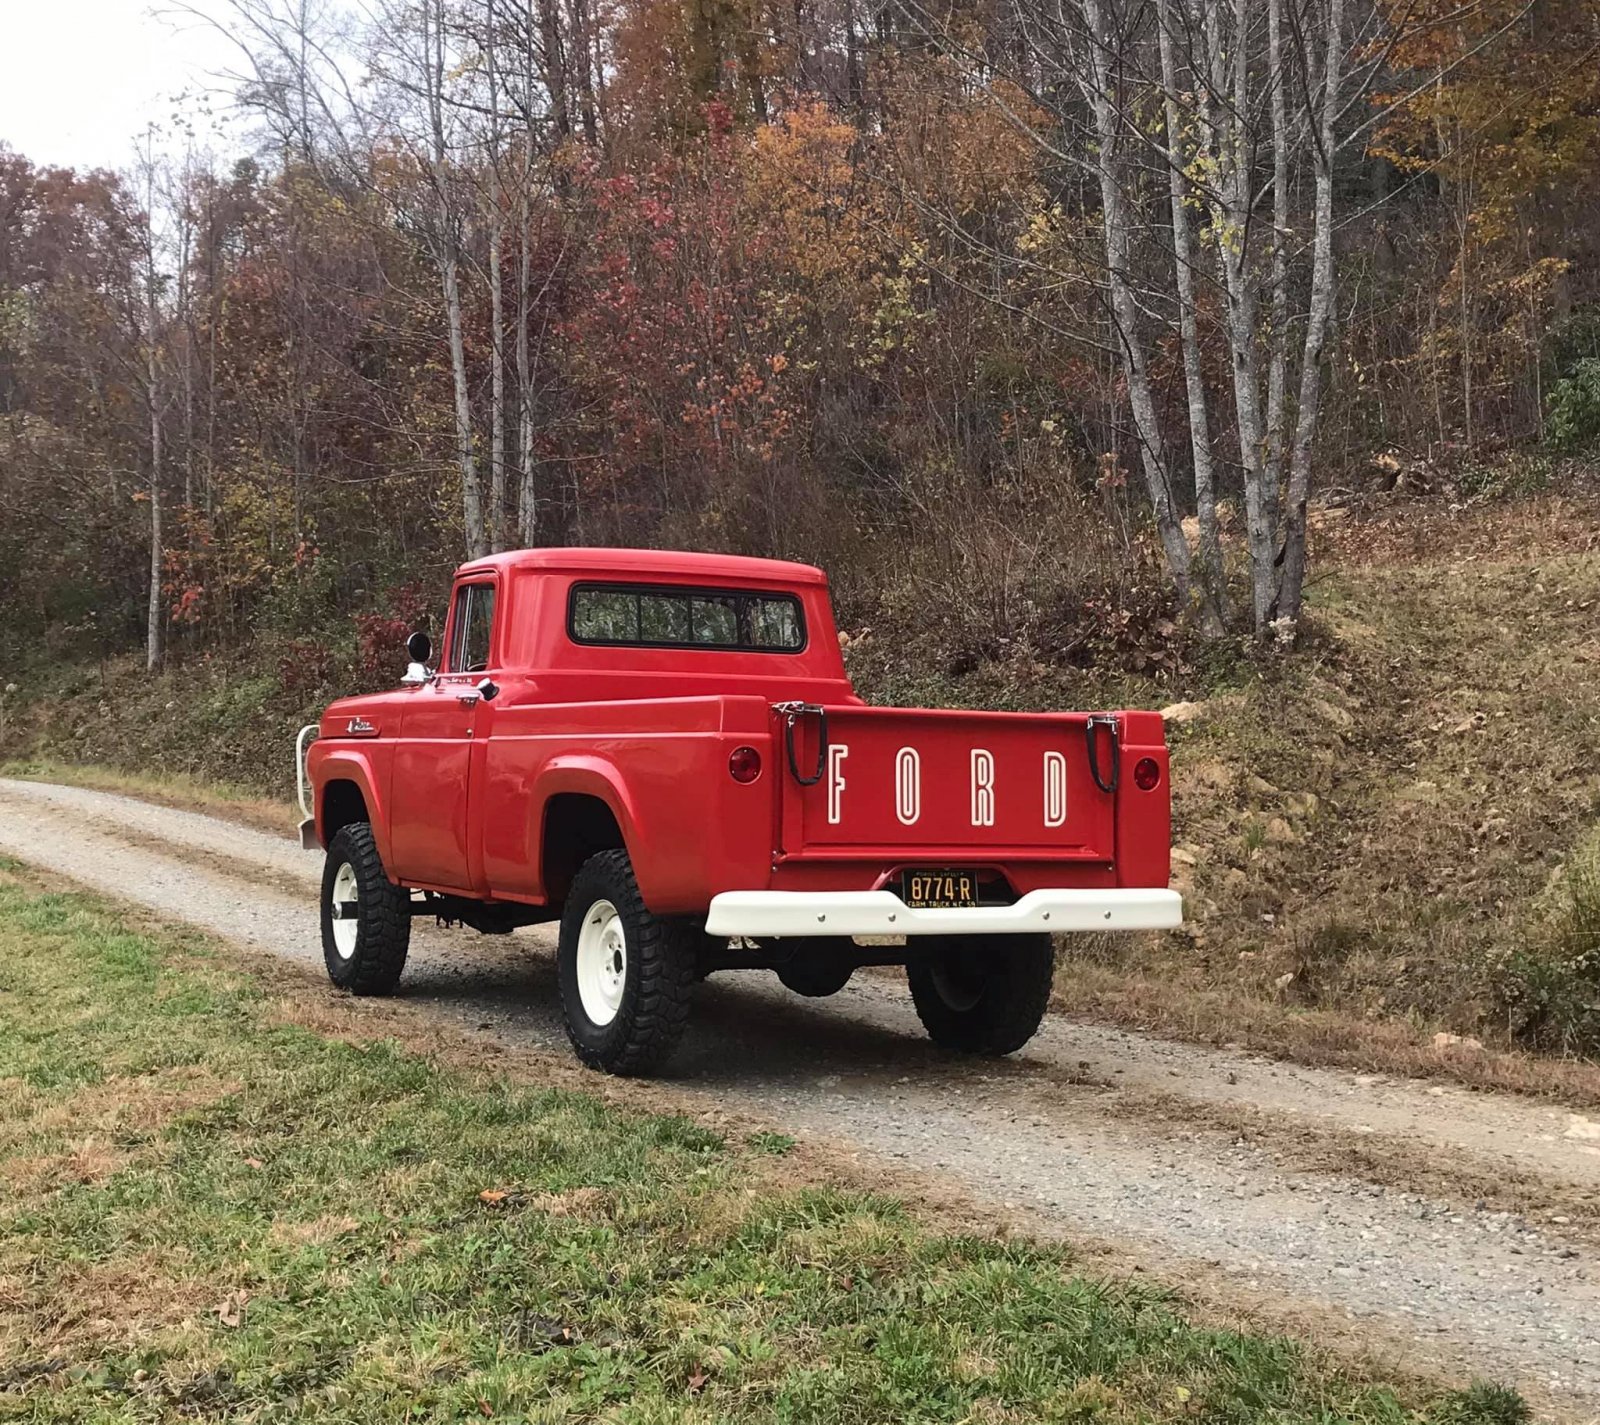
[307,548,1172,911]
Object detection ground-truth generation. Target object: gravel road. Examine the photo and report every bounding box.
[2,777,1597,1408]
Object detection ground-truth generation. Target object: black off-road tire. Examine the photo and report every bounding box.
[907,933,1055,1056]
[776,938,857,997]
[558,849,697,1075]
[321,822,411,994]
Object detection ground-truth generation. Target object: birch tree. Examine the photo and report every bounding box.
[419,0,487,558]
[483,0,508,552]
[136,128,166,671]
[1154,0,1224,625]
[216,0,491,559]
[894,0,1504,637]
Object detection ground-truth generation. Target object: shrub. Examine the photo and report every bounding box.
[278,637,335,694]
[356,614,414,688]
[1498,835,1600,1054]
[1546,356,1600,451]
[1543,308,1600,377]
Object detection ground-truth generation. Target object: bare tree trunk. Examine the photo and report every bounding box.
[845,0,862,109]
[517,3,541,546]
[426,0,486,558]
[516,182,539,545]
[204,172,218,520]
[1277,0,1345,622]
[1203,0,1275,630]
[1080,0,1192,600]
[487,0,507,552]
[443,248,485,559]
[1459,191,1473,453]
[142,154,164,672]
[1263,0,1290,541]
[178,183,195,519]
[569,0,599,143]
[147,415,163,670]
[1156,0,1225,630]
[536,0,571,141]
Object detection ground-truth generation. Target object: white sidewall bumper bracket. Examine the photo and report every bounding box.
[704,888,1184,938]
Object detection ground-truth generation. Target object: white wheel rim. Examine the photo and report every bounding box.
[331,861,359,959]
[576,899,627,1027]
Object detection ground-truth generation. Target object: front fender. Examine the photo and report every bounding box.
[310,743,393,869]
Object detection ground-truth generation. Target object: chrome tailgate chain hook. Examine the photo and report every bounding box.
[771,700,825,786]
[1085,714,1120,795]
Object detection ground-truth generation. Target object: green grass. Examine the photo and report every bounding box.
[0,877,1530,1424]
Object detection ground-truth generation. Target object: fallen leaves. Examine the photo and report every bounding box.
[213,1290,249,1329]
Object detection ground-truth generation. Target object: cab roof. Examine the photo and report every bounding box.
[456,547,830,587]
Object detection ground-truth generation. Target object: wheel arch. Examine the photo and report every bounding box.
[313,749,392,869]
[532,757,641,908]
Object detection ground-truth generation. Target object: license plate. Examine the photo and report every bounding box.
[902,869,980,908]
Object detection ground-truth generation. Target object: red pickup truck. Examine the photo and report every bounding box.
[299,548,1181,1074]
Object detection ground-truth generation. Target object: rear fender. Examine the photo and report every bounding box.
[311,746,392,869]
[530,755,644,896]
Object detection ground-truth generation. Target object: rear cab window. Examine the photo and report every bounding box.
[569,583,806,652]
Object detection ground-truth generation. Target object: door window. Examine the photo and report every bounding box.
[448,583,496,673]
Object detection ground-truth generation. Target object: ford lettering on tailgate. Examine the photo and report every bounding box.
[786,707,1116,858]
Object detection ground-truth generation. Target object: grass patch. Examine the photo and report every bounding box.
[0,879,1525,1423]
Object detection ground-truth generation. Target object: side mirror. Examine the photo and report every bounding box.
[402,629,434,686]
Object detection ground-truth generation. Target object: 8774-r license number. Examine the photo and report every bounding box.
[902,869,980,908]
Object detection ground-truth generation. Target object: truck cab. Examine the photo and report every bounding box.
[302,548,1181,1074]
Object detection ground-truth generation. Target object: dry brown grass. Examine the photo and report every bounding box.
[0,1065,239,1206]
[1054,965,1600,1105]
[0,1250,212,1358]
[0,758,296,838]
[265,1215,362,1249]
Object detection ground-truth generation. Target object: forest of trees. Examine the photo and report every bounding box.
[2,0,1598,677]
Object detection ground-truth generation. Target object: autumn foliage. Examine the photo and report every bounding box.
[2,0,1598,679]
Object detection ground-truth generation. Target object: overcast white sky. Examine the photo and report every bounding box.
[0,0,243,173]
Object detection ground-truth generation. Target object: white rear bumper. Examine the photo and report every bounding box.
[704,887,1183,938]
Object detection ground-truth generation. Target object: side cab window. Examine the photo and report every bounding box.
[446,582,497,674]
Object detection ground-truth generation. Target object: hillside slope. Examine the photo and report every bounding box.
[1082,495,1600,1058]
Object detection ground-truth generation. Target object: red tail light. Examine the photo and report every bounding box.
[729,746,762,784]
[1134,757,1161,792]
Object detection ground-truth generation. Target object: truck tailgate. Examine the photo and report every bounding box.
[776,705,1115,862]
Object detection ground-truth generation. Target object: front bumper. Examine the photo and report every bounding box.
[704,887,1183,938]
